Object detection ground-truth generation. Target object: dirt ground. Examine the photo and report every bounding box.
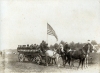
[0,53,100,73]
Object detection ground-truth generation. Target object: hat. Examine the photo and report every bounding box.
[87,40,91,43]
[27,44,29,46]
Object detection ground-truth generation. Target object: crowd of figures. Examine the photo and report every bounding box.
[17,41,49,50]
[17,40,95,69]
[17,44,39,50]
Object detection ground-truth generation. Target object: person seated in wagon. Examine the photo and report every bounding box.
[40,40,49,55]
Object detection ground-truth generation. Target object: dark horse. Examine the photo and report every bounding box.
[64,43,94,69]
[56,44,70,67]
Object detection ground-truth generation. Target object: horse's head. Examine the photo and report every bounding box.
[90,44,96,53]
[59,44,64,52]
[83,43,95,54]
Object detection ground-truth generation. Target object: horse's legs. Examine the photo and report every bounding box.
[48,57,51,64]
[82,58,85,69]
[68,59,70,65]
[71,59,74,68]
[50,58,52,64]
[51,58,56,65]
[84,58,86,68]
[65,59,67,65]
[63,56,67,67]
[61,56,64,66]
[63,56,66,67]
[45,55,48,66]
[68,59,71,66]
[86,57,88,68]
[54,58,56,64]
[45,55,47,66]
[78,59,81,69]
[56,55,60,67]
[84,56,88,68]
[65,58,68,66]
[65,57,71,66]
[52,58,54,65]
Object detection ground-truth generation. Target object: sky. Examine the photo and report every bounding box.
[1,0,100,50]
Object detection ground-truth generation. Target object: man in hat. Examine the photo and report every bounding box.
[40,40,48,55]
[87,40,91,44]
[26,44,30,50]
[64,42,70,53]
[59,43,70,67]
[33,44,37,49]
[85,40,91,68]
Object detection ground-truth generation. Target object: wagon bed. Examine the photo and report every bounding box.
[17,47,43,64]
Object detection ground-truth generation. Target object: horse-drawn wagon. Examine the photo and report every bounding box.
[17,45,43,64]
[17,41,61,66]
[17,43,60,66]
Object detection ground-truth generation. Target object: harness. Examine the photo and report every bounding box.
[82,49,86,55]
[52,51,57,58]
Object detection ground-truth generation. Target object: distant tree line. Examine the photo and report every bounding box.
[49,40,98,51]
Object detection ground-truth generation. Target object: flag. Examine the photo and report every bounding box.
[47,23,58,41]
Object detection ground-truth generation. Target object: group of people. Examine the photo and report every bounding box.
[18,40,91,54]
[17,40,92,54]
[17,40,49,51]
[17,44,39,50]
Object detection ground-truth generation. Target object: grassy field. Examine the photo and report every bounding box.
[0,49,100,73]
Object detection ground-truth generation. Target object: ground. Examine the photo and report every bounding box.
[0,52,100,73]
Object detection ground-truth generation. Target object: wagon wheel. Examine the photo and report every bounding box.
[28,57,33,62]
[35,55,42,64]
[27,57,31,61]
[18,53,25,62]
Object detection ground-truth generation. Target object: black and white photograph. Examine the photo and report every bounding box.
[0,0,100,73]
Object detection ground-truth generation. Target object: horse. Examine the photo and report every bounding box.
[84,44,95,68]
[48,48,57,65]
[56,44,69,67]
[64,43,94,69]
[39,42,60,67]
[45,50,60,67]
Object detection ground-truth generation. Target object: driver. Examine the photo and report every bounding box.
[64,42,70,53]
